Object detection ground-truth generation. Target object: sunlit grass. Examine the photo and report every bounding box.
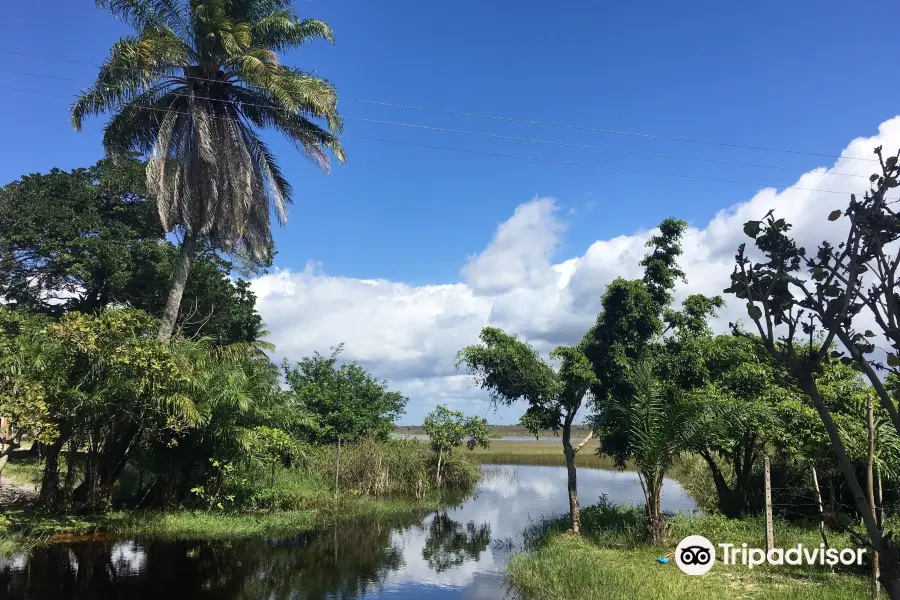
[509,499,877,600]
[508,533,869,600]
[1,456,42,490]
[468,439,618,468]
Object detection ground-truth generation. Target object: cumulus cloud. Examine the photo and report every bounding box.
[461,198,563,295]
[251,117,900,423]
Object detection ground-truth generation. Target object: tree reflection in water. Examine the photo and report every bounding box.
[0,513,426,600]
[421,512,491,573]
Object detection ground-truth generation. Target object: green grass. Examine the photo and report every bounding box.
[1,455,42,489]
[508,500,876,600]
[508,534,869,600]
[468,439,619,468]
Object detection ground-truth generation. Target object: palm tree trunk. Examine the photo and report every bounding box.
[647,476,667,543]
[157,231,198,342]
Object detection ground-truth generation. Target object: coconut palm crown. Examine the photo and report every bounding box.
[72,0,345,340]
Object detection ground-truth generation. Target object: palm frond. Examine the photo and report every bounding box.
[72,27,190,132]
[230,86,343,170]
[102,83,180,155]
[80,0,344,267]
[253,12,334,50]
[228,65,342,132]
[96,0,190,37]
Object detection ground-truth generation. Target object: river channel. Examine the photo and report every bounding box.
[0,464,697,599]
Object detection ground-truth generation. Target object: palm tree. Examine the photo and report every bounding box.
[72,0,346,341]
[601,360,698,543]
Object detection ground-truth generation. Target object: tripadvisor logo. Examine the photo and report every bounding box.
[675,536,866,575]
[675,535,716,575]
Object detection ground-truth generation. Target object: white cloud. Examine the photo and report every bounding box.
[461,198,563,295]
[252,117,900,423]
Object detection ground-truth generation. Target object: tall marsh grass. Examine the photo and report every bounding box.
[307,438,479,498]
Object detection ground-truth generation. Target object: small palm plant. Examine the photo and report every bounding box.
[600,359,698,542]
[72,0,346,341]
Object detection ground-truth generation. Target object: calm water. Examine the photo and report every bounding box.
[0,465,697,600]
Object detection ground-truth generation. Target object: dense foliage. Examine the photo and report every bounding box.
[725,146,900,595]
[0,158,417,513]
[0,158,266,345]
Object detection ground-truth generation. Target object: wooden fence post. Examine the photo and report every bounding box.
[868,394,879,598]
[764,456,774,553]
[811,465,829,550]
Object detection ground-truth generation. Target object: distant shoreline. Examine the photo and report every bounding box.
[392,424,593,438]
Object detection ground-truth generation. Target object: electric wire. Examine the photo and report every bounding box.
[0,48,881,163]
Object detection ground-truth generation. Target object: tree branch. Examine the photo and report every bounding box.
[573,430,594,454]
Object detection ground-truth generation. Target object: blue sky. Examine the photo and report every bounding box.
[1,1,897,423]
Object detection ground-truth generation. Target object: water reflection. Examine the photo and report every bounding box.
[0,465,697,600]
[422,513,491,573]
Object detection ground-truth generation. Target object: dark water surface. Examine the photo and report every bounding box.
[0,465,697,600]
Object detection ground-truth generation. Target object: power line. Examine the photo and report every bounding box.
[352,136,877,196]
[0,68,82,82]
[348,98,879,163]
[0,69,875,179]
[0,83,889,198]
[342,116,870,179]
[0,48,880,163]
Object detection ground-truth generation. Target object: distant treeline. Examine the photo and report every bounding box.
[394,424,593,438]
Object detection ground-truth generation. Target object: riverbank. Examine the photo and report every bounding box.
[0,439,476,556]
[0,494,441,553]
[507,502,871,600]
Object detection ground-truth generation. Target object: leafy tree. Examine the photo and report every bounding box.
[457,328,596,533]
[583,218,726,539]
[0,158,158,316]
[244,425,304,485]
[585,219,691,412]
[597,360,699,542]
[32,308,199,508]
[73,0,346,341]
[1,303,276,510]
[0,307,56,476]
[726,145,900,595]
[0,159,268,345]
[422,405,490,487]
[145,338,285,505]
[662,333,786,517]
[282,346,407,444]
